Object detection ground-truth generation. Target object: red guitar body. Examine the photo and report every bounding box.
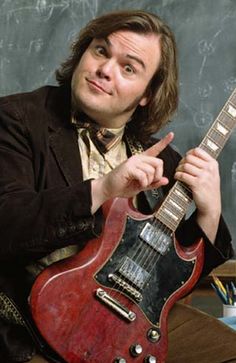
[30,197,204,363]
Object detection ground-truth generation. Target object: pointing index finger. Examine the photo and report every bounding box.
[143,132,174,157]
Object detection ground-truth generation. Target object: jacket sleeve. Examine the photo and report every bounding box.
[0,97,103,265]
[176,211,234,278]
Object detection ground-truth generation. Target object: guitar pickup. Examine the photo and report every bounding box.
[140,222,172,255]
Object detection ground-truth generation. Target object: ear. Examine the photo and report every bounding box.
[139,88,151,107]
[139,96,149,106]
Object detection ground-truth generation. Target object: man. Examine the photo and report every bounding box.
[0,9,235,363]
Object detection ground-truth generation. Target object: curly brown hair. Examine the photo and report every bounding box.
[56,10,178,142]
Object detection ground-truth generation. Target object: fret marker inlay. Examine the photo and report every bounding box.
[163,208,179,221]
[174,189,189,202]
[216,122,228,136]
[206,138,219,151]
[169,199,183,212]
[227,104,236,118]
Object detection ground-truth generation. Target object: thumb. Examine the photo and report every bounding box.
[144,132,174,157]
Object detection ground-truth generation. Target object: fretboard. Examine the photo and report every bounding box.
[155,88,236,232]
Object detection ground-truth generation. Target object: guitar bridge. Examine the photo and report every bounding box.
[108,273,143,302]
[95,288,136,322]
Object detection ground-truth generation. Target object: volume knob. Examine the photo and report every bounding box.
[144,355,157,363]
[113,357,127,363]
[130,343,143,357]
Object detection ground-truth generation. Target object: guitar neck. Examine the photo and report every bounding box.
[154,88,236,232]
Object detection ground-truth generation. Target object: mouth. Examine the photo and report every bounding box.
[86,78,111,95]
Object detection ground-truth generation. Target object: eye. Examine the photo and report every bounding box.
[94,45,106,56]
[123,64,136,75]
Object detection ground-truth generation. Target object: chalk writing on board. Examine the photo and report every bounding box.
[28,39,44,54]
[193,110,213,128]
[1,0,98,25]
[232,162,236,183]
[224,78,236,93]
[198,83,213,99]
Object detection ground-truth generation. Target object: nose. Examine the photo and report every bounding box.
[96,59,114,81]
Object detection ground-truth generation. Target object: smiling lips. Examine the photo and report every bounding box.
[86,78,112,95]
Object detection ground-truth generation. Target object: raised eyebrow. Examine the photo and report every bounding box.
[103,37,146,70]
[126,54,146,70]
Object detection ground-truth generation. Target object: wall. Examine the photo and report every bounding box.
[0,0,236,251]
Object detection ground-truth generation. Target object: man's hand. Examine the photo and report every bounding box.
[91,132,174,213]
[175,147,221,243]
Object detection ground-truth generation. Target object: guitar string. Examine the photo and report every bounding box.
[129,220,173,301]
[105,208,162,302]
[138,221,172,285]
[125,221,172,310]
[107,216,172,306]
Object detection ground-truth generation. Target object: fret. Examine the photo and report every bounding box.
[168,198,184,212]
[155,209,177,231]
[175,182,192,201]
[154,88,236,232]
[164,202,183,221]
[204,134,221,149]
[218,111,236,130]
[200,144,216,157]
[208,128,227,146]
[162,208,179,222]
[170,193,187,209]
[174,187,191,204]
[155,182,192,232]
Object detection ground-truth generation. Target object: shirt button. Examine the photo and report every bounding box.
[57,227,66,238]
[68,224,76,233]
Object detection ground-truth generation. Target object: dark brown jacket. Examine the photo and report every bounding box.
[0,85,233,362]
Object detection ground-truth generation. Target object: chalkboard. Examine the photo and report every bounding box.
[1,0,236,252]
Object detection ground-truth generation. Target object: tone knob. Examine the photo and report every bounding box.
[113,357,127,363]
[144,355,157,363]
[130,343,143,357]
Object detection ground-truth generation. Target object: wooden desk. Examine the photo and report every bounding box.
[183,260,236,304]
[211,259,236,279]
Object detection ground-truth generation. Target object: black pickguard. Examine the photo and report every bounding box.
[95,215,195,325]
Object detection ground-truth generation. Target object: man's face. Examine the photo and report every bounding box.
[71,30,161,128]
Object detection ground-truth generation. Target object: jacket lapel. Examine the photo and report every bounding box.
[49,126,83,186]
[46,86,83,186]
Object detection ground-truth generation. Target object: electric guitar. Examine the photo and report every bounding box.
[30,88,236,363]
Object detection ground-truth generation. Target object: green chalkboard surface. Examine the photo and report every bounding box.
[0,0,236,253]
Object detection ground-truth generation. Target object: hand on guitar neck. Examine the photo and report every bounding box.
[175,147,221,244]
